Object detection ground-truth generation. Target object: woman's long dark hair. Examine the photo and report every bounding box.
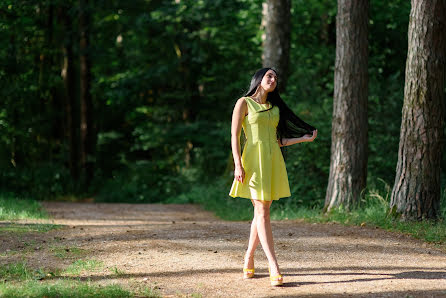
[245,68,316,144]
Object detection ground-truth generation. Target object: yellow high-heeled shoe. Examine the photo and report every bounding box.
[243,255,255,279]
[269,267,283,286]
[243,268,255,279]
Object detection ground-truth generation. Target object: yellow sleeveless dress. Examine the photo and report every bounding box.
[229,97,291,201]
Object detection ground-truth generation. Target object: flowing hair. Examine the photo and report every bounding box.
[245,68,316,145]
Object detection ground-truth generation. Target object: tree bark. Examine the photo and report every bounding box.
[59,5,79,181]
[390,0,446,220]
[79,0,95,186]
[261,0,291,91]
[325,0,369,212]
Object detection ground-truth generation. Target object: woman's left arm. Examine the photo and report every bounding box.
[279,130,317,147]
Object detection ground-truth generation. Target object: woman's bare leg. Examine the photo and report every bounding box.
[244,200,260,269]
[252,199,281,278]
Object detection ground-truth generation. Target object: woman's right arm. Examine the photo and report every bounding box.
[280,129,317,147]
[231,97,248,183]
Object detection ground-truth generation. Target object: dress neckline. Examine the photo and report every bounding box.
[247,96,270,107]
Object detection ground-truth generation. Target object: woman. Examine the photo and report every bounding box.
[229,68,317,286]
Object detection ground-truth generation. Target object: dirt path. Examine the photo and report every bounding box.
[2,202,446,297]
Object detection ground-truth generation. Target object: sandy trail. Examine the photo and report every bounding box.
[2,202,446,297]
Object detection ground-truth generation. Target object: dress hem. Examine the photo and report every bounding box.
[229,194,290,202]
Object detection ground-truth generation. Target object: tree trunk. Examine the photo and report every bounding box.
[390,0,446,220]
[7,32,17,167]
[261,0,291,91]
[324,0,369,212]
[40,1,58,162]
[59,5,79,181]
[79,0,95,186]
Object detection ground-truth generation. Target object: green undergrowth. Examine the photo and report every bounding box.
[0,261,161,298]
[0,192,49,220]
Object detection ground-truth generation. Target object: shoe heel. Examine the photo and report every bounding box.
[270,274,283,286]
[243,268,255,279]
[268,266,283,286]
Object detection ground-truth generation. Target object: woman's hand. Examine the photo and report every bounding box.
[280,129,318,147]
[234,165,245,183]
[303,129,317,142]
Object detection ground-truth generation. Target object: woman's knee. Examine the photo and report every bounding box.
[254,201,271,220]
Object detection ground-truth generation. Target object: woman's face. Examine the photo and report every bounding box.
[260,69,277,93]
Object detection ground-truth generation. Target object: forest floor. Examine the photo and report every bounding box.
[2,202,446,297]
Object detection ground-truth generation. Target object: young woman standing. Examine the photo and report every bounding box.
[229,68,317,286]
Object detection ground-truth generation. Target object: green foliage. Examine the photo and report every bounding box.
[1,163,77,199]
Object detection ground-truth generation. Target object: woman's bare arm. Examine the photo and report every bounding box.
[231,98,248,183]
[280,129,317,147]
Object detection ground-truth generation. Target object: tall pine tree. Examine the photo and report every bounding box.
[390,0,446,220]
[325,0,369,211]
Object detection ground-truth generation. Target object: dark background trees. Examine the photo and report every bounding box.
[1,0,444,221]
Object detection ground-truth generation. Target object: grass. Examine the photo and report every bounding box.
[0,280,133,298]
[62,259,104,275]
[140,285,162,298]
[109,266,126,276]
[0,192,49,220]
[0,260,104,281]
[0,261,161,298]
[0,192,61,233]
[0,223,60,233]
[0,262,37,281]
[52,246,86,259]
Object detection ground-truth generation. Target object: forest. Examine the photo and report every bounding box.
[1,0,446,223]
